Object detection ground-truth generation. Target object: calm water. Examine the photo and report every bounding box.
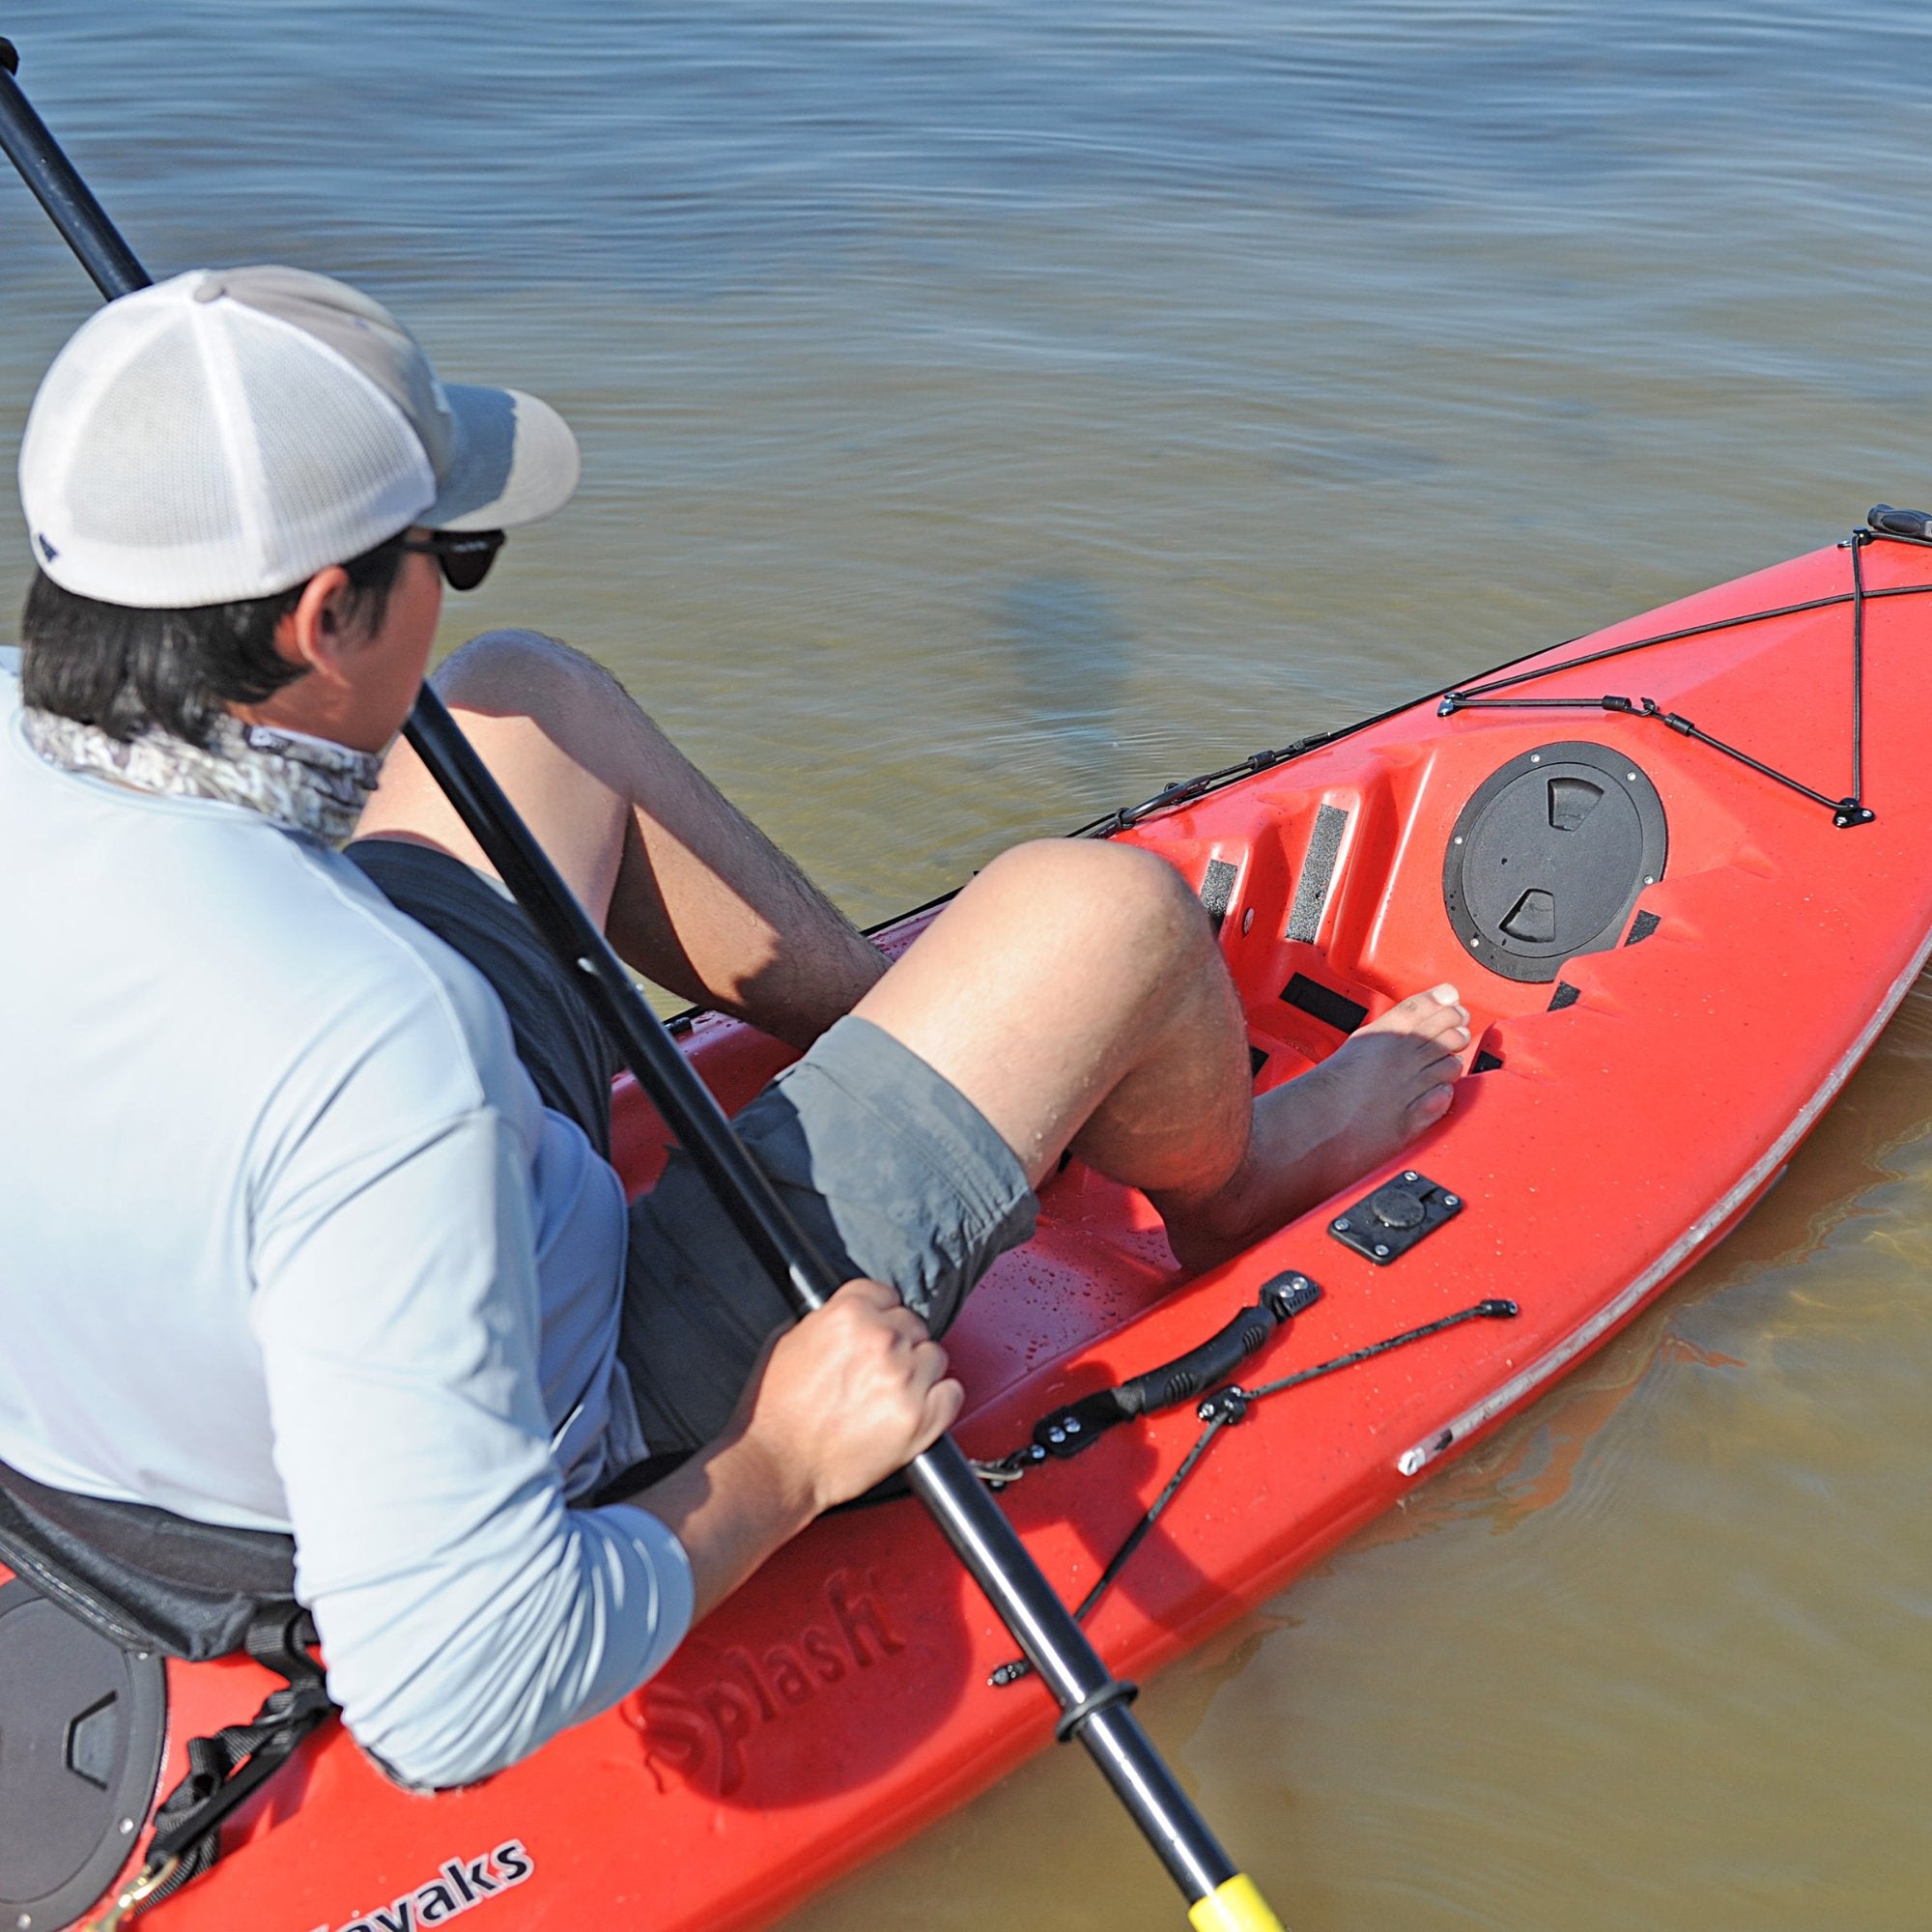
[7,4,1932,1925]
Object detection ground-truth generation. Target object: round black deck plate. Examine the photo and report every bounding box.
[1441,741,1667,984]
[0,1578,165,1930]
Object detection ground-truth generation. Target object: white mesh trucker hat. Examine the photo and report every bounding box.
[17,266,581,609]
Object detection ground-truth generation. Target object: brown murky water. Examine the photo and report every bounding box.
[6,4,1932,1923]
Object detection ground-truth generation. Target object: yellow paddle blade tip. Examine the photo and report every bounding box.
[1188,1872,1287,1932]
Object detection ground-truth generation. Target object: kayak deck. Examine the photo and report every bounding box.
[79,537,1932,1929]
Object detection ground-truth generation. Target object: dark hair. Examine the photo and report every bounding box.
[19,532,409,746]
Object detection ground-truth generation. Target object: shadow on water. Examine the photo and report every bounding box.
[991,572,1132,785]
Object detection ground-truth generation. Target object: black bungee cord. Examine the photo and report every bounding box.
[985,1295,1520,1689]
[1083,522,1932,842]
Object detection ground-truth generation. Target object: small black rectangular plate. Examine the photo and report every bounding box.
[1281,973,1368,1034]
[1328,1170,1463,1264]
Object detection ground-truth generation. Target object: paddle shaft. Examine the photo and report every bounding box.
[406,695,1251,1915]
[0,45,1281,1927]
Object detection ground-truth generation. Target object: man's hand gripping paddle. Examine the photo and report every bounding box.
[0,40,1287,1932]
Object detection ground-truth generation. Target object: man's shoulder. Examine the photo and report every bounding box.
[0,666,526,1121]
[8,789,512,1122]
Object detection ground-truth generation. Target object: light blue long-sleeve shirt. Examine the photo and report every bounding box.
[0,653,692,1787]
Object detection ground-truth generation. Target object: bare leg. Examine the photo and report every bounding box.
[361,633,1465,1267]
[357,630,884,1047]
[856,840,1468,1269]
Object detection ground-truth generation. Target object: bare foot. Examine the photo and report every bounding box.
[1156,983,1469,1270]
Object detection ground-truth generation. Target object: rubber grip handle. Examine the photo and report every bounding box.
[1113,1304,1277,1418]
[1869,503,1932,538]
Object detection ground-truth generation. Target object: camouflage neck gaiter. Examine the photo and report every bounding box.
[22,706,383,845]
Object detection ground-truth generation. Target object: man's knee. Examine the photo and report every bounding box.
[975,838,1208,963]
[433,627,633,731]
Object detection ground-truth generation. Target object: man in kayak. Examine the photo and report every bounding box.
[0,268,1467,1790]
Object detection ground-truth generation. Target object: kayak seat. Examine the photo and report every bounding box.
[0,1457,329,1929]
[0,1453,296,1662]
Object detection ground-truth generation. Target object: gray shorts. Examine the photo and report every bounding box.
[346,838,1037,1454]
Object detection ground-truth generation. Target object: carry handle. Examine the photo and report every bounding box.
[1034,1272,1322,1459]
[1868,504,1932,540]
[1116,1272,1322,1418]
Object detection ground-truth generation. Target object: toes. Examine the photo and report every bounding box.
[1405,1082,1456,1129]
[1411,997,1469,1044]
[1394,1029,1468,1072]
[1380,984,1452,1024]
[1370,984,1466,1040]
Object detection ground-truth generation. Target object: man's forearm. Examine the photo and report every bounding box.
[619,1427,815,1627]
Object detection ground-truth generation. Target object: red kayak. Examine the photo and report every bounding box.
[10,529,1932,1932]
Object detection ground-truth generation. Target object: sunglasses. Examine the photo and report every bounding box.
[400,527,505,592]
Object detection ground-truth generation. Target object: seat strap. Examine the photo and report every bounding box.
[90,1603,336,1927]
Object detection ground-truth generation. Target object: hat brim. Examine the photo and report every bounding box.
[422,384,581,532]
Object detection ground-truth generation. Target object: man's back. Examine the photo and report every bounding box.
[0,645,642,1510]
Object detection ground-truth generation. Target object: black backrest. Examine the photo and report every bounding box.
[0,1456,298,1661]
